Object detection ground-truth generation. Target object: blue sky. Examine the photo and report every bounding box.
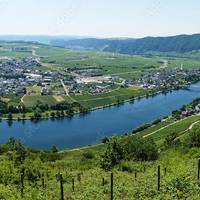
[0,0,200,38]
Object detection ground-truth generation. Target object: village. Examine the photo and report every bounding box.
[1,56,200,98]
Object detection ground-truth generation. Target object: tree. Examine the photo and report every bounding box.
[33,109,42,119]
[51,145,58,153]
[124,136,158,161]
[100,136,158,170]
[100,137,124,170]
[7,112,13,120]
[50,112,55,118]
[164,132,179,148]
[189,128,200,147]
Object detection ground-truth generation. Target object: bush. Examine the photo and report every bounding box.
[132,123,151,134]
[82,151,95,159]
[124,136,158,161]
[102,137,109,143]
[189,128,200,147]
[100,137,124,170]
[164,132,180,148]
[100,136,158,170]
[119,161,136,173]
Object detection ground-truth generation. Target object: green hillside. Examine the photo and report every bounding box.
[51,34,200,56]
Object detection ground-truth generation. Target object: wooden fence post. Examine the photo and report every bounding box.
[20,168,25,197]
[78,173,81,183]
[157,165,160,191]
[164,167,167,176]
[42,173,45,189]
[134,172,137,179]
[144,165,146,173]
[102,177,105,186]
[72,178,75,192]
[198,159,200,180]
[59,173,64,200]
[110,172,113,200]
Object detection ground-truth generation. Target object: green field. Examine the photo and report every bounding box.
[1,42,200,79]
[72,86,146,108]
[23,95,57,107]
[1,41,200,119]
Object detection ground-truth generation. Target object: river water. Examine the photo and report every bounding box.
[1,82,200,149]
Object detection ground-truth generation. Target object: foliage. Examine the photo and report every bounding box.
[100,136,158,170]
[189,127,200,147]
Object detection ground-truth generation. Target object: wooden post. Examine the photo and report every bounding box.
[164,167,167,176]
[157,165,160,191]
[72,178,75,192]
[134,172,137,179]
[20,169,25,197]
[78,173,81,182]
[59,173,64,200]
[102,177,105,186]
[110,172,113,200]
[198,159,200,180]
[42,173,45,189]
[144,165,146,173]
[193,160,195,168]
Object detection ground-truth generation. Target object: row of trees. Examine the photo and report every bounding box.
[0,100,89,120]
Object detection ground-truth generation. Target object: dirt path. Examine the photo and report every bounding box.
[175,120,200,140]
[188,120,200,130]
[143,116,200,139]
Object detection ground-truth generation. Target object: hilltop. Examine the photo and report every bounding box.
[51,34,200,56]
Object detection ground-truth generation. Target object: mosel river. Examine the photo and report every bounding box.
[1,82,200,149]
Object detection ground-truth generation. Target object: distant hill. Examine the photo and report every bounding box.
[0,35,87,45]
[50,34,200,55]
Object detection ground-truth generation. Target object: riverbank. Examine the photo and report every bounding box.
[59,113,200,153]
[0,85,186,121]
[1,81,200,150]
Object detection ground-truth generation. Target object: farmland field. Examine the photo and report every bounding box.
[1,42,200,119]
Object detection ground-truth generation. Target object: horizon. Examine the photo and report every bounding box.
[0,0,200,37]
[0,32,200,40]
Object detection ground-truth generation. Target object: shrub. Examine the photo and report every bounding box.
[189,127,200,147]
[119,161,136,173]
[100,136,158,170]
[124,136,158,161]
[100,137,124,170]
[82,151,95,159]
[164,132,180,148]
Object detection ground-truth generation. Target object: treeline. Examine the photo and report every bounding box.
[0,100,89,120]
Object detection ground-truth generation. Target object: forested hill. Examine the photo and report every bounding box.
[51,34,200,55]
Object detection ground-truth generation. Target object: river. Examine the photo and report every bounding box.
[1,82,200,149]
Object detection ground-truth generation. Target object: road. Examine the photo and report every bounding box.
[60,79,76,102]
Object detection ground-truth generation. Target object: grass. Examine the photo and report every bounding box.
[2,42,200,79]
[73,86,146,108]
[23,95,57,107]
[0,94,23,106]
